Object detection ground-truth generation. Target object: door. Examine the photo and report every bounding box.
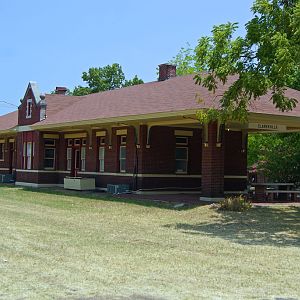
[74,149,80,177]
[8,142,14,174]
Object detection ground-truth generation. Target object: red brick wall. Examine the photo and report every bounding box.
[13,126,247,192]
[0,137,16,173]
[18,88,41,126]
[201,122,225,197]
[224,131,247,176]
[140,126,202,175]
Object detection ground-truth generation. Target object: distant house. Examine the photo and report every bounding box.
[0,64,299,200]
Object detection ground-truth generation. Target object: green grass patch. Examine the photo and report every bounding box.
[0,185,299,299]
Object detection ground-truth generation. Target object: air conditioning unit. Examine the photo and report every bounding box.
[0,174,14,183]
[107,184,130,194]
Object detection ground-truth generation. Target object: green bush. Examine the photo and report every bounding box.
[219,195,252,212]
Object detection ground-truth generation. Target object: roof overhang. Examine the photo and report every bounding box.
[6,109,300,134]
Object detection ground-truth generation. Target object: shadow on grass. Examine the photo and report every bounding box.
[0,184,203,211]
[163,206,300,247]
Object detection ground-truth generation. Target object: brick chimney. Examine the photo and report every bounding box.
[158,64,176,81]
[55,86,68,95]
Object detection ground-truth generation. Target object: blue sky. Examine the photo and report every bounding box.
[0,0,254,115]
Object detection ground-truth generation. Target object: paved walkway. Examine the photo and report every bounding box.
[114,193,300,206]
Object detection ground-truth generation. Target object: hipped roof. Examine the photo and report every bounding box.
[1,74,300,132]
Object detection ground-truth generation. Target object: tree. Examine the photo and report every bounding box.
[72,63,144,96]
[170,0,300,122]
[248,132,300,184]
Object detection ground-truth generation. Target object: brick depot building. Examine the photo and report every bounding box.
[0,64,300,200]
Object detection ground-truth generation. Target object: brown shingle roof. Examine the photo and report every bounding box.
[35,74,300,127]
[1,74,300,132]
[0,111,18,131]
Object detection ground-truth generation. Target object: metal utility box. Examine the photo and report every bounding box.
[64,177,95,191]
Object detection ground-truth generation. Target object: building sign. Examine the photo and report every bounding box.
[248,123,286,131]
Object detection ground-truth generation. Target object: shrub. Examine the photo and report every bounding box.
[219,195,252,212]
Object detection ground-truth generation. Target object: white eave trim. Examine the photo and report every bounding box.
[30,109,199,130]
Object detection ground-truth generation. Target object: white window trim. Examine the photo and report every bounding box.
[119,145,126,173]
[0,143,4,161]
[26,142,32,170]
[44,148,56,170]
[67,148,72,171]
[81,147,86,171]
[175,146,188,174]
[99,146,105,172]
[26,99,33,119]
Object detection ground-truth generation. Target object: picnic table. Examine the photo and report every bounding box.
[252,182,299,201]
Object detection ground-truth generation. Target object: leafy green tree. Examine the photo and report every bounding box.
[123,75,144,87]
[170,0,300,122]
[248,133,300,184]
[73,63,144,96]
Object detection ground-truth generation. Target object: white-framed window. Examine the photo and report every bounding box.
[26,142,32,170]
[99,146,105,172]
[23,142,26,168]
[67,148,72,171]
[119,146,126,172]
[82,139,87,146]
[120,136,127,144]
[81,147,86,171]
[100,137,106,145]
[44,139,55,169]
[67,139,73,147]
[119,136,126,172]
[175,147,188,173]
[44,148,55,169]
[26,99,33,118]
[0,143,4,161]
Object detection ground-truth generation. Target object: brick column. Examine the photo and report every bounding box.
[201,122,224,200]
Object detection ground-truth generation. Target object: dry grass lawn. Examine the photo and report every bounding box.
[0,186,299,300]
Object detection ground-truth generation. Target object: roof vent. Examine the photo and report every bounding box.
[158,64,176,81]
[55,86,68,95]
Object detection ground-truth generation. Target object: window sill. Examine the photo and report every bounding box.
[175,172,188,175]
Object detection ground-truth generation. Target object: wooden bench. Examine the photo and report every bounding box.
[265,190,300,201]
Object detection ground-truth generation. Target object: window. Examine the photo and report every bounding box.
[67,139,73,147]
[44,139,55,147]
[175,147,188,173]
[22,141,34,169]
[23,142,26,168]
[44,139,55,169]
[74,139,81,146]
[26,99,33,118]
[99,147,105,172]
[175,136,188,145]
[0,143,4,161]
[81,147,86,171]
[44,148,55,169]
[175,136,188,174]
[82,139,87,146]
[119,136,126,172]
[119,146,126,172]
[120,136,127,144]
[26,142,32,169]
[67,148,72,171]
[100,137,106,145]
